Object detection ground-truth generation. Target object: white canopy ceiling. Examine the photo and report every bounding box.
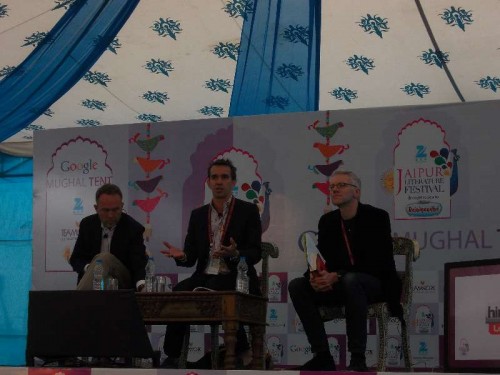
[0,0,498,146]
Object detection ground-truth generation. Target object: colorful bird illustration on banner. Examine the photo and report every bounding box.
[313,143,350,158]
[308,120,344,138]
[133,188,168,213]
[308,111,348,211]
[134,156,170,173]
[130,123,168,243]
[312,181,331,196]
[131,175,164,194]
[309,160,344,176]
[130,134,165,152]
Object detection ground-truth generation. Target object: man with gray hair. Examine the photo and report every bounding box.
[289,170,401,371]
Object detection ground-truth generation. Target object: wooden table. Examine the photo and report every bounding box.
[135,291,267,370]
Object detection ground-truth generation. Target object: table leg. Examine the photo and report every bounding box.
[222,320,238,369]
[249,324,265,370]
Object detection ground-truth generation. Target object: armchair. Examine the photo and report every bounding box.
[300,234,420,371]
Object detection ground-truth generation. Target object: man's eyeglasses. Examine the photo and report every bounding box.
[97,207,122,214]
[329,182,358,190]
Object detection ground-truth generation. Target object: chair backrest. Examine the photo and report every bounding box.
[260,241,280,297]
[392,237,420,309]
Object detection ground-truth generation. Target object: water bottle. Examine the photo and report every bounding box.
[93,259,104,290]
[236,256,249,294]
[145,256,156,292]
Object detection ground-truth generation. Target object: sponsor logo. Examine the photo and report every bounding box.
[413,281,436,293]
[267,336,284,363]
[289,344,312,355]
[459,338,469,356]
[418,341,429,355]
[387,337,401,366]
[406,201,442,217]
[73,197,84,214]
[268,274,282,302]
[415,305,434,334]
[485,306,500,334]
[268,308,285,328]
[60,159,98,174]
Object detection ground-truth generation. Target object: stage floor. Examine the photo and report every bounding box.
[0,368,483,375]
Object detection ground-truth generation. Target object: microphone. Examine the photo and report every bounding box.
[102,230,111,253]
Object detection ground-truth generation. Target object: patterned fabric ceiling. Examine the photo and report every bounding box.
[0,0,499,145]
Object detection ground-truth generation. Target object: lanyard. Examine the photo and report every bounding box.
[207,197,235,249]
[341,219,355,265]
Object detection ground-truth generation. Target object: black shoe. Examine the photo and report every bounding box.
[347,355,368,372]
[299,353,336,371]
[160,356,179,368]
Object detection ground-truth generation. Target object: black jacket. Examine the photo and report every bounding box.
[177,198,262,295]
[69,212,147,285]
[316,203,402,316]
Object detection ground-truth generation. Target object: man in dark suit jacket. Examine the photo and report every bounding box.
[160,158,262,367]
[289,170,401,372]
[69,183,147,291]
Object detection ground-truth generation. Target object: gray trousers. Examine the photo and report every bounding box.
[288,272,383,355]
[76,252,132,290]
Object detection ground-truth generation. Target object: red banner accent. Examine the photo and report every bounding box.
[488,323,500,334]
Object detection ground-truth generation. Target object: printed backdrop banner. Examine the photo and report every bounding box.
[33,100,500,369]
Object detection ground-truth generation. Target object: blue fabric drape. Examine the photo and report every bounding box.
[0,0,140,142]
[0,155,32,364]
[0,153,33,179]
[229,0,320,116]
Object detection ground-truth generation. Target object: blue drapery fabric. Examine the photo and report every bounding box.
[0,0,140,142]
[229,0,320,116]
[0,153,33,365]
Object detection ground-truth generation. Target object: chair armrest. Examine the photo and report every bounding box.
[412,239,420,261]
[261,242,279,259]
[260,242,279,297]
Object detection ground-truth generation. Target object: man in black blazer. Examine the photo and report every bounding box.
[289,170,401,372]
[69,183,147,291]
[160,158,262,367]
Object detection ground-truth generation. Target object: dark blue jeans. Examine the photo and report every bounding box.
[288,272,383,355]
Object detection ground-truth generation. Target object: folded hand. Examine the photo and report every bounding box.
[309,270,339,292]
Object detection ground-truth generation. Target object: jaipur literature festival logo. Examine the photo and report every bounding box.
[267,335,285,364]
[386,336,402,367]
[393,118,459,220]
[414,305,435,334]
[459,338,470,356]
[268,273,287,302]
[328,336,341,365]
